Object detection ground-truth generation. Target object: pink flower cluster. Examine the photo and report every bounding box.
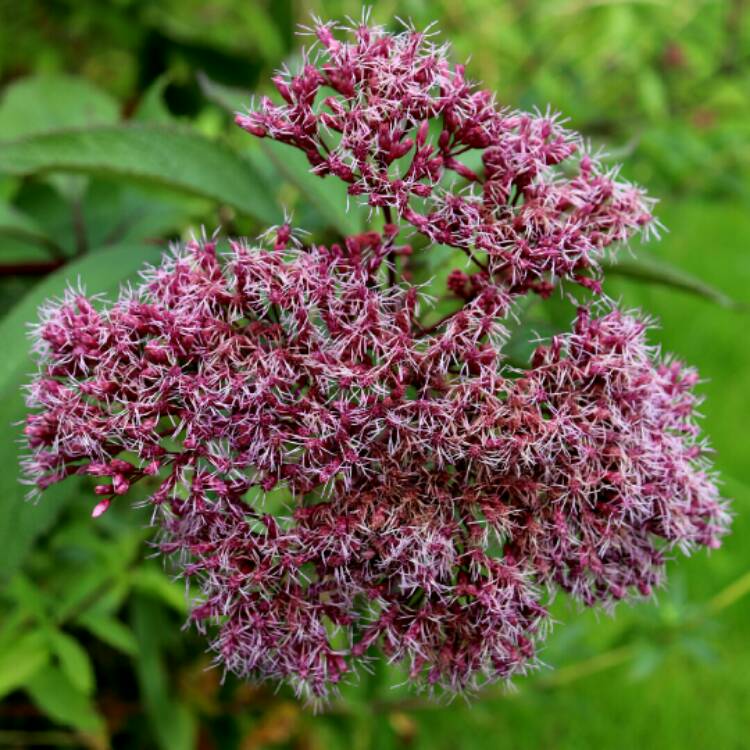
[23,16,728,703]
[237,15,655,296]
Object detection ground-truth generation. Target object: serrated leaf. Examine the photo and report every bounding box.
[0,243,164,580]
[25,664,105,736]
[0,630,50,700]
[0,124,282,223]
[603,253,741,309]
[0,74,120,205]
[48,630,96,695]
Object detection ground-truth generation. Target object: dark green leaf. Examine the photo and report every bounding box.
[12,181,80,257]
[131,595,197,750]
[0,124,282,223]
[196,70,252,114]
[79,179,201,253]
[132,74,175,124]
[55,567,123,624]
[0,200,62,252]
[0,74,120,205]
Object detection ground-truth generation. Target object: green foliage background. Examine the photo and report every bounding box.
[0,1,748,748]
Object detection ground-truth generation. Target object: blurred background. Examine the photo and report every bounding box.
[0,1,748,748]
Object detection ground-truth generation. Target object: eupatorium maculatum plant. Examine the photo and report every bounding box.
[22,16,729,703]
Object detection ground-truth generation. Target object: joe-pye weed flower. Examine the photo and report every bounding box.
[22,14,729,703]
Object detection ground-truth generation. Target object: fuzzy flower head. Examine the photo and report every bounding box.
[237,13,657,297]
[22,16,729,705]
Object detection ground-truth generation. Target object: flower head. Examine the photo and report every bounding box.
[22,17,728,704]
[238,16,656,297]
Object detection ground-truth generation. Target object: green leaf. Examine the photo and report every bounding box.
[627,643,664,681]
[0,200,62,252]
[148,2,284,60]
[0,630,49,700]
[0,609,31,653]
[11,181,80,257]
[132,74,175,124]
[48,631,96,696]
[55,567,120,624]
[75,612,139,656]
[196,70,249,114]
[408,241,461,289]
[236,4,286,60]
[505,317,562,368]
[25,665,106,736]
[131,566,188,615]
[0,124,282,223]
[678,635,719,666]
[0,74,118,140]
[5,574,51,623]
[0,74,120,205]
[80,179,201,251]
[0,243,164,580]
[602,253,742,309]
[637,68,668,121]
[131,595,197,750]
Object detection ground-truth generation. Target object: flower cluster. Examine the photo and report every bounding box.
[22,16,728,704]
[238,15,656,296]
